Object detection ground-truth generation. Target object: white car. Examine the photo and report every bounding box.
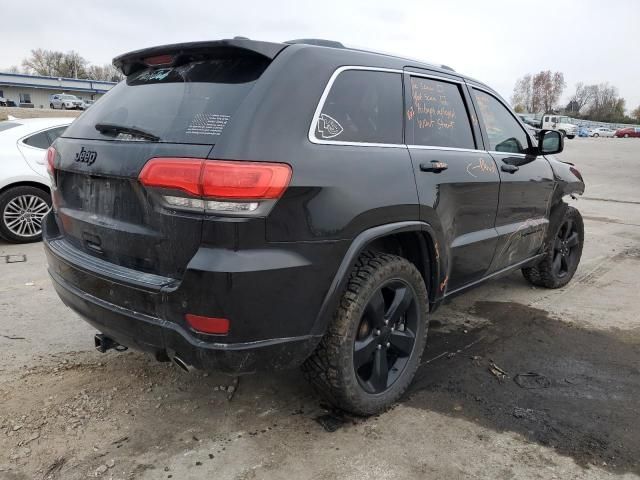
[49,94,84,110]
[589,127,616,138]
[0,117,73,243]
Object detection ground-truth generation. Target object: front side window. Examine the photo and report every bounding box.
[473,89,530,154]
[314,70,402,144]
[407,76,475,149]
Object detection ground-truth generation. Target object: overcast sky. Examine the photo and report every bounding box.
[2,0,639,111]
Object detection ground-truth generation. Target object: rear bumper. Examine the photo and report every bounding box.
[48,268,318,373]
[43,214,347,374]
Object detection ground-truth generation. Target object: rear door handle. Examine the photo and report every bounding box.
[420,161,448,173]
[501,164,519,173]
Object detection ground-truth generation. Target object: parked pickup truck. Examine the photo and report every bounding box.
[541,115,577,139]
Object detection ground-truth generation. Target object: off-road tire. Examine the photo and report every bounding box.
[567,135,575,139]
[522,206,584,289]
[302,251,429,415]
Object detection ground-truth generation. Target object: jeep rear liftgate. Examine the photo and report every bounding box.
[49,49,275,279]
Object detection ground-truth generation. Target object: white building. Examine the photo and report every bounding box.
[0,72,117,109]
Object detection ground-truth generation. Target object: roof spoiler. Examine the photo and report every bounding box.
[113,39,287,76]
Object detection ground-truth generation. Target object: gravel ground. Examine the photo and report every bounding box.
[0,137,639,480]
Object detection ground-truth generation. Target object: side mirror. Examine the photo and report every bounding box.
[538,130,564,155]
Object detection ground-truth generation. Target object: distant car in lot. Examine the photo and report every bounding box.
[578,126,589,137]
[82,99,95,110]
[615,127,640,138]
[49,94,84,110]
[589,127,616,138]
[0,117,73,242]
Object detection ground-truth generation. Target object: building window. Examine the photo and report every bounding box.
[0,90,4,98]
[19,93,32,104]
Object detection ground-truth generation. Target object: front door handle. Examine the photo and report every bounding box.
[420,161,448,173]
[501,164,519,174]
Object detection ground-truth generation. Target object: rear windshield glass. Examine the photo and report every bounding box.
[63,56,270,144]
[0,122,22,133]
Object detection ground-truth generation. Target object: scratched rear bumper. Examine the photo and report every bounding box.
[47,265,318,374]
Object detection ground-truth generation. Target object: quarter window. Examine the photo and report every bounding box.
[473,89,530,154]
[407,77,475,149]
[23,131,51,149]
[315,70,403,144]
[45,126,67,144]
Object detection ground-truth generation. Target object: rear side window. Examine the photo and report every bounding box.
[63,56,270,143]
[46,126,67,144]
[407,77,475,149]
[473,89,529,154]
[314,70,402,144]
[23,131,51,149]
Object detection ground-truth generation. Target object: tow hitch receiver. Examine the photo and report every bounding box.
[94,333,127,353]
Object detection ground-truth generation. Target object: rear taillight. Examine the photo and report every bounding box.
[46,146,56,183]
[138,158,292,215]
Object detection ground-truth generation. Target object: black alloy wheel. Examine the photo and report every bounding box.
[552,217,580,278]
[522,205,584,289]
[302,251,429,415]
[354,279,419,394]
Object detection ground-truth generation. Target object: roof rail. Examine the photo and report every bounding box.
[440,64,455,72]
[285,39,345,48]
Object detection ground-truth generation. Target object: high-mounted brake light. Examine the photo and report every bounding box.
[138,158,292,215]
[143,54,174,66]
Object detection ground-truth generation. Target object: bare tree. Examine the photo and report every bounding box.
[567,82,593,114]
[511,74,533,112]
[632,105,640,123]
[586,83,625,121]
[511,70,565,113]
[86,64,124,82]
[61,51,88,79]
[532,71,565,113]
[22,49,88,78]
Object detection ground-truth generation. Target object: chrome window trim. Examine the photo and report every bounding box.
[488,150,527,157]
[405,71,464,84]
[308,66,405,147]
[407,145,486,154]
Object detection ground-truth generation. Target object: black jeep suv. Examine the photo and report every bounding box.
[43,38,585,415]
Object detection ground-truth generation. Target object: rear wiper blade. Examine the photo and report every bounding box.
[95,123,160,141]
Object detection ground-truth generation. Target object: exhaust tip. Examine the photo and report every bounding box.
[172,355,193,373]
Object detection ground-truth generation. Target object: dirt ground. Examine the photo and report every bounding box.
[1,138,639,480]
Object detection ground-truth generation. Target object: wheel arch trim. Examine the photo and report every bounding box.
[311,221,441,338]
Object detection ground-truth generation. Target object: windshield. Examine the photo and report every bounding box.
[0,121,22,133]
[63,55,270,144]
[60,95,78,100]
